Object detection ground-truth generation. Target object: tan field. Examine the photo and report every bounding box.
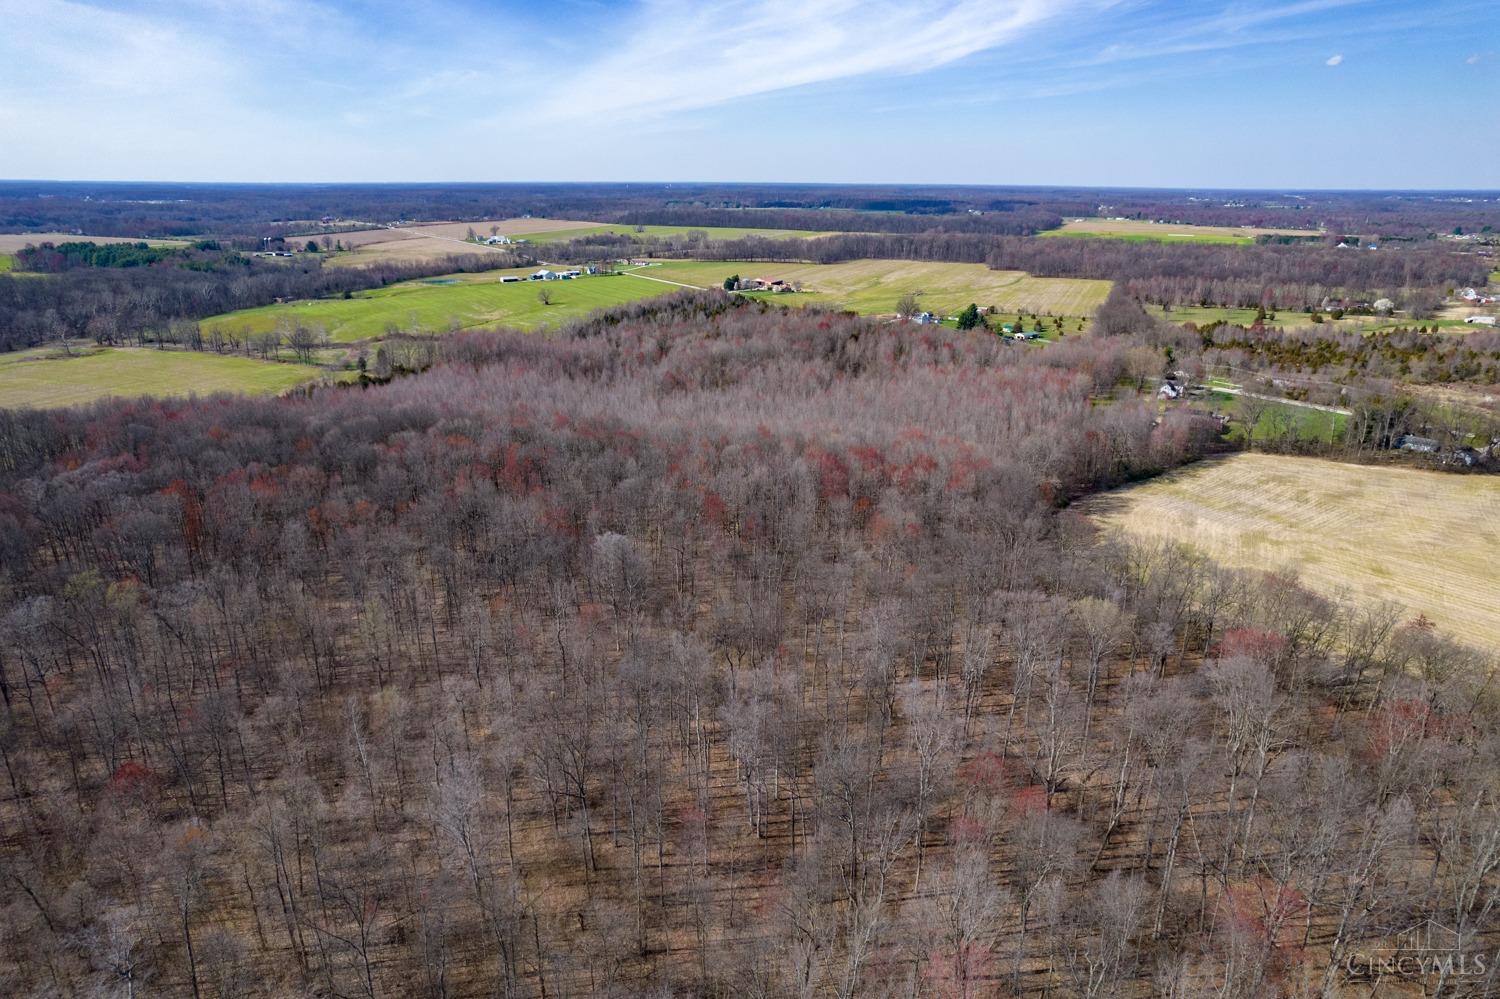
[1082,453,1500,650]
[325,218,598,248]
[1051,218,1321,240]
[0,232,190,251]
[317,218,598,267]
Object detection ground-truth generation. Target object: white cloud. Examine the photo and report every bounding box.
[1326,53,1344,65]
[528,0,1100,122]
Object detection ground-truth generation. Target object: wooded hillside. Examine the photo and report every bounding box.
[0,294,1494,997]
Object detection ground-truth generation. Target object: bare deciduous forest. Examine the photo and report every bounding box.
[0,292,1495,997]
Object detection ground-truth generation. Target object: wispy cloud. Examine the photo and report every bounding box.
[1326,52,1344,65]
[528,0,1105,121]
[0,0,1493,184]
[1087,0,1368,65]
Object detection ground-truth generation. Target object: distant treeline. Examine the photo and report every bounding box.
[0,244,527,352]
[609,204,1062,235]
[2,181,1495,241]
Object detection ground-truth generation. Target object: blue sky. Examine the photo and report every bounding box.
[1,0,1496,188]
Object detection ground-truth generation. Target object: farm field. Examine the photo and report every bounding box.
[321,219,830,267]
[0,254,11,272]
[202,259,1107,345]
[318,218,597,249]
[319,218,597,268]
[0,232,190,252]
[516,223,826,243]
[637,259,1112,318]
[1041,218,1321,244]
[1083,452,1500,649]
[0,346,324,409]
[202,269,678,341]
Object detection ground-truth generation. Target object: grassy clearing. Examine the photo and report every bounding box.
[1082,452,1500,650]
[1152,305,1377,331]
[0,254,11,273]
[0,346,323,409]
[636,259,1111,318]
[1040,218,1321,245]
[1153,305,1484,334]
[1202,392,1347,444]
[0,233,190,252]
[202,270,677,342]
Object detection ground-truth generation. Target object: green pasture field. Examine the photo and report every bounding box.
[201,269,681,342]
[0,346,324,410]
[1151,305,1353,328]
[0,254,12,273]
[515,223,827,243]
[1154,305,1489,334]
[1038,218,1321,246]
[633,259,1111,319]
[1203,390,1347,444]
[201,258,1108,348]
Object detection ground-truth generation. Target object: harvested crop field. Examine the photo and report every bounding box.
[1041,218,1321,244]
[0,233,190,252]
[1082,452,1500,650]
[639,259,1112,317]
[321,218,598,267]
[0,346,324,409]
[323,218,597,248]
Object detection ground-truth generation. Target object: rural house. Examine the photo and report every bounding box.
[1396,434,1439,453]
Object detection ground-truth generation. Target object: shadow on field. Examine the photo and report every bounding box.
[1074,452,1243,519]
